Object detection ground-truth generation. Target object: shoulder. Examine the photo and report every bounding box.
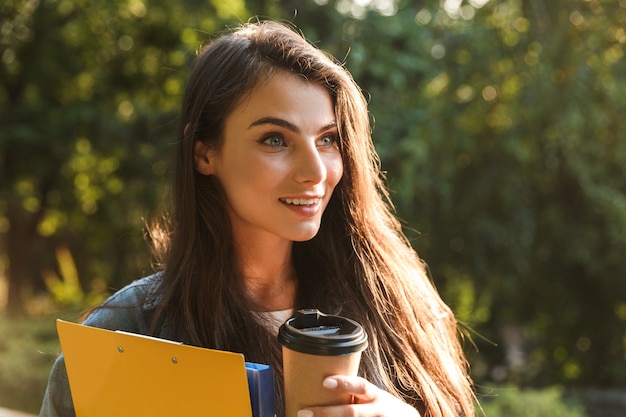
[100,272,162,310]
[81,272,163,335]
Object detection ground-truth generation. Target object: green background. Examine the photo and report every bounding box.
[1,0,625,415]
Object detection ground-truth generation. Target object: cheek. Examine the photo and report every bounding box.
[328,157,344,188]
[227,157,284,196]
[211,157,250,198]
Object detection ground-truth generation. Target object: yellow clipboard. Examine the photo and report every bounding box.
[57,319,253,417]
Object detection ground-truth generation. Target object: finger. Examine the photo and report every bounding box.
[299,404,363,417]
[323,376,378,403]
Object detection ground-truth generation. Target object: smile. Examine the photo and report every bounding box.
[280,198,320,206]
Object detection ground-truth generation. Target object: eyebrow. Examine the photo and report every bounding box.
[248,117,337,135]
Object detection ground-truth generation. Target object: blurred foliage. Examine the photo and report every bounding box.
[479,385,588,417]
[0,314,63,414]
[42,245,108,307]
[334,0,626,390]
[1,0,625,412]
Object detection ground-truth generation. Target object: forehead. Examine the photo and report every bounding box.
[226,69,336,124]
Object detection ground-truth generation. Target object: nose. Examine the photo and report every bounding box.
[293,143,327,184]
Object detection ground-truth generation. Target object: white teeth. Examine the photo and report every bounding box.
[282,198,318,206]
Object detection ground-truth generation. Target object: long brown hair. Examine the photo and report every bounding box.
[150,19,474,417]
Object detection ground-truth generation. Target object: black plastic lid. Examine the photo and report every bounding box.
[277,309,368,356]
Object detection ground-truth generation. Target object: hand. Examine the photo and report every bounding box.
[297,375,421,417]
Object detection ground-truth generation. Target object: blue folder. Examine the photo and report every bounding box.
[245,362,276,417]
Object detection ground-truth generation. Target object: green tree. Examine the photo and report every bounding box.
[338,0,626,387]
[0,0,251,313]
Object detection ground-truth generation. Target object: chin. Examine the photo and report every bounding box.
[291,234,318,243]
[289,228,321,242]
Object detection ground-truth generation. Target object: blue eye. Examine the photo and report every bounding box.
[319,134,339,148]
[262,135,284,147]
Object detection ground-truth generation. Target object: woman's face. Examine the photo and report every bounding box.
[195,69,343,246]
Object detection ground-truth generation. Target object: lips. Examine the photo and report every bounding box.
[280,198,320,206]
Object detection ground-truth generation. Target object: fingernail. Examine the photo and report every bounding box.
[323,377,338,389]
[297,410,314,417]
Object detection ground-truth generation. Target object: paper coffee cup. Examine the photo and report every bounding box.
[277,309,368,417]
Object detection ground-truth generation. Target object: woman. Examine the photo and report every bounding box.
[41,20,474,417]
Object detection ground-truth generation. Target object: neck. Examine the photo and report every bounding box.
[235,235,296,312]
